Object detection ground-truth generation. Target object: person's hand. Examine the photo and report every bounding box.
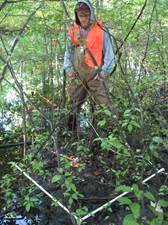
[94,73,110,80]
[94,74,100,80]
[67,70,76,79]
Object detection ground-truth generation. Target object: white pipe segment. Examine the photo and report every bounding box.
[14,163,165,224]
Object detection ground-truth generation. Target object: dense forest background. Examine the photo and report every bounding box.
[0,0,167,225]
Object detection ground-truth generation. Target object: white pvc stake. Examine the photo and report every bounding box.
[14,163,79,222]
[142,168,165,183]
[14,163,165,224]
[80,168,165,222]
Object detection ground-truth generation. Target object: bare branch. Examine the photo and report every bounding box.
[122,0,148,47]
[0,142,32,149]
[0,55,52,129]
[140,0,157,70]
[0,3,42,83]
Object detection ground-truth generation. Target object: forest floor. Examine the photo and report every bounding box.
[1,138,167,225]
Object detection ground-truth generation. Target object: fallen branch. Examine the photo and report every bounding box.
[0,141,32,149]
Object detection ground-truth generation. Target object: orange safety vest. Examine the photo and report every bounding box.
[69,22,103,68]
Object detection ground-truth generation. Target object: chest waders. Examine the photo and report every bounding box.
[67,24,118,136]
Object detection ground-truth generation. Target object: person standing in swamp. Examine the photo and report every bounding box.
[64,0,118,134]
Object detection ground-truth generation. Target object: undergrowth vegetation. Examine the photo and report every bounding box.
[0,0,167,224]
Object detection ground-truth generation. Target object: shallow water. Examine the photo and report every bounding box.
[0,148,28,225]
[0,216,27,225]
[0,215,39,225]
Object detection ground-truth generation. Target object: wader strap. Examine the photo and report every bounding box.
[84,47,99,69]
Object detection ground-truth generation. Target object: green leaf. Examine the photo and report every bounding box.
[118,197,132,205]
[104,109,112,116]
[97,119,107,127]
[128,124,133,132]
[122,122,129,128]
[144,191,155,201]
[131,120,140,128]
[116,185,132,192]
[52,175,61,183]
[123,214,139,225]
[150,212,163,225]
[149,144,157,151]
[132,184,139,193]
[68,197,74,205]
[93,137,102,142]
[132,184,142,199]
[51,201,59,207]
[153,151,159,158]
[144,153,150,161]
[152,136,163,144]
[72,193,78,200]
[25,203,31,212]
[70,183,77,192]
[158,199,168,207]
[124,109,131,116]
[130,203,140,219]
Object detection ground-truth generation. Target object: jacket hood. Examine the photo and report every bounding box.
[75,0,96,26]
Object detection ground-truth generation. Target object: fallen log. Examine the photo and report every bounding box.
[0,141,32,149]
